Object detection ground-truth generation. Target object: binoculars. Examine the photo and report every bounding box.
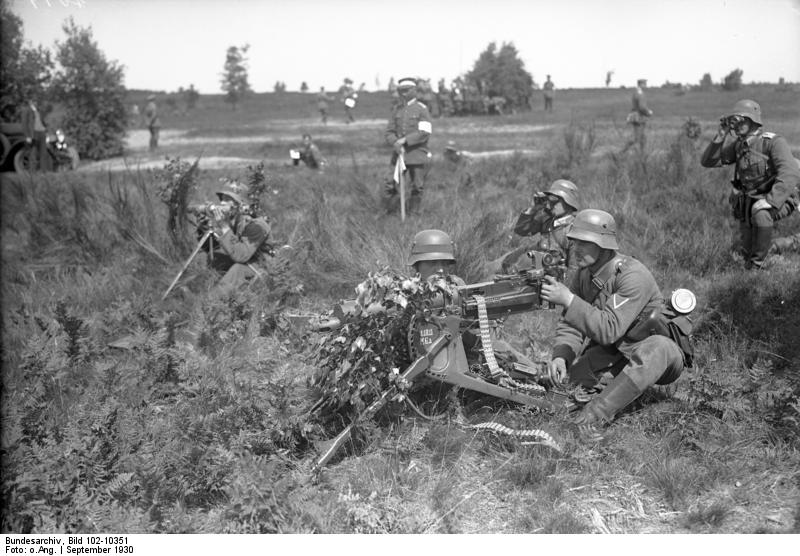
[721,115,746,128]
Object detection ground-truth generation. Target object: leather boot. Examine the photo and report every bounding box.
[573,372,642,425]
[738,223,752,260]
[750,226,773,269]
[407,193,422,215]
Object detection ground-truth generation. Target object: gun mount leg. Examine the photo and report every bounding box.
[440,371,557,412]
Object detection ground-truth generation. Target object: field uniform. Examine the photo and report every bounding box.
[384,96,432,214]
[295,141,326,170]
[144,98,160,151]
[552,252,685,418]
[21,102,48,171]
[340,85,356,123]
[622,85,652,152]
[701,127,800,268]
[317,91,331,124]
[210,214,272,294]
[543,78,554,112]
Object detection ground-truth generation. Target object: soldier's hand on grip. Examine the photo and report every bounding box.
[540,275,574,308]
[548,357,567,384]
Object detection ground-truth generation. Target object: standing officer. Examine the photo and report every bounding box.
[487,179,580,275]
[144,94,161,151]
[701,99,800,269]
[384,77,432,215]
[543,75,555,112]
[620,79,653,154]
[540,209,691,426]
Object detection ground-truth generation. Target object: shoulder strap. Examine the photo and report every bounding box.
[588,255,628,304]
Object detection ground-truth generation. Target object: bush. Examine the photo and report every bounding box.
[53,18,127,159]
[721,69,743,92]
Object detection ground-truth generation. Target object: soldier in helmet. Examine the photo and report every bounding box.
[409,229,537,368]
[198,184,273,294]
[701,99,800,269]
[540,209,691,427]
[290,133,327,171]
[486,179,580,275]
[144,94,161,151]
[384,77,433,215]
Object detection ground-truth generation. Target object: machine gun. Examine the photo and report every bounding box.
[308,252,576,471]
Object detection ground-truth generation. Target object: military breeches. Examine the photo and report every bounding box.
[148,126,160,150]
[216,262,260,295]
[568,336,684,391]
[383,164,428,214]
[733,195,796,268]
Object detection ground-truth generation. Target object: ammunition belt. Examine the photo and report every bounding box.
[474,295,505,379]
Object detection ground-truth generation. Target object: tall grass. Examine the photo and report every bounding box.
[2,110,799,533]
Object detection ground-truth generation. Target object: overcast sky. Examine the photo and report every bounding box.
[11,0,800,94]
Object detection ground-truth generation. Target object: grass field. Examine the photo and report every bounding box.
[2,84,799,534]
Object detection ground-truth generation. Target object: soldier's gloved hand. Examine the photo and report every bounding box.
[540,275,574,308]
[548,357,568,384]
[393,139,406,154]
[752,199,771,212]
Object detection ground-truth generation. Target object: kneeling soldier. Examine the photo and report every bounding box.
[540,209,692,425]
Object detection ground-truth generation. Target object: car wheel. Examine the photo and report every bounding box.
[13,147,33,173]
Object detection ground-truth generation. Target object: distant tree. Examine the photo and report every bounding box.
[466,41,534,110]
[220,44,251,110]
[699,73,713,91]
[0,4,54,121]
[300,81,309,93]
[721,69,743,91]
[274,81,286,93]
[52,18,127,159]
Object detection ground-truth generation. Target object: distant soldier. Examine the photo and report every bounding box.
[543,75,555,112]
[290,133,327,171]
[620,79,653,154]
[340,79,357,123]
[144,94,161,151]
[384,77,432,215]
[20,98,48,171]
[701,100,800,269]
[317,87,332,124]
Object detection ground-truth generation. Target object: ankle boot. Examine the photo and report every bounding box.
[573,372,642,425]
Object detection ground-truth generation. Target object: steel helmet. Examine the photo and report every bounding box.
[567,209,618,250]
[408,229,455,266]
[545,179,580,211]
[215,190,245,205]
[729,99,762,126]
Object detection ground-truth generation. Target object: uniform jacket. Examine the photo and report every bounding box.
[21,103,45,139]
[700,128,800,210]
[317,92,330,110]
[551,252,663,367]
[631,87,651,117]
[144,101,161,128]
[543,80,555,98]
[301,142,326,169]
[217,215,271,264]
[385,98,432,166]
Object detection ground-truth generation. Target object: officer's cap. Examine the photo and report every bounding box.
[397,77,418,90]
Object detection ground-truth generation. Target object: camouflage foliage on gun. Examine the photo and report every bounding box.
[305,254,574,471]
